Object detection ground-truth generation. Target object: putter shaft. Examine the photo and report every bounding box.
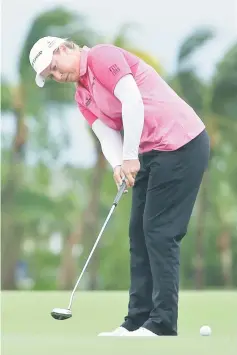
[67,180,127,310]
[67,204,116,310]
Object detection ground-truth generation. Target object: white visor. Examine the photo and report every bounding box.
[29,37,66,87]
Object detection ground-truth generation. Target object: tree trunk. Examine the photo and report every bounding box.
[57,232,78,290]
[217,229,233,288]
[1,224,24,289]
[194,172,209,289]
[1,86,27,289]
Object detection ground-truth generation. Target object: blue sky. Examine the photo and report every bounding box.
[1,0,237,167]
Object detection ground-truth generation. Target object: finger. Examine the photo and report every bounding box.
[113,171,122,186]
[121,168,132,188]
[116,179,128,193]
[116,175,123,186]
[131,171,137,184]
[125,172,135,187]
[117,182,128,193]
[120,174,128,193]
[120,171,126,181]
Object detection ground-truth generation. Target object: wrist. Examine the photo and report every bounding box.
[113,164,121,170]
[122,155,139,161]
[122,158,139,163]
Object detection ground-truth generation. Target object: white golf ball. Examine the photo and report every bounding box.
[200,325,212,336]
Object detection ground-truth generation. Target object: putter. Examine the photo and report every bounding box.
[51,179,127,320]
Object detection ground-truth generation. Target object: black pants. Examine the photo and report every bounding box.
[121,129,210,335]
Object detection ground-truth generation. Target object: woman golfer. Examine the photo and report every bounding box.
[29,37,210,336]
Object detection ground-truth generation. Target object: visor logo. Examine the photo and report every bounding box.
[32,51,42,67]
[47,39,56,48]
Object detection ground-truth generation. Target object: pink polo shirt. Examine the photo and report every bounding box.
[75,44,205,153]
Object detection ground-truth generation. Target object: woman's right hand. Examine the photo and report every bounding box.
[113,165,128,193]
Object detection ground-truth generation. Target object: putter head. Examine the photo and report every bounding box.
[51,308,72,320]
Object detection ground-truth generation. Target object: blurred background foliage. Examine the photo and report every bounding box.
[1,6,237,291]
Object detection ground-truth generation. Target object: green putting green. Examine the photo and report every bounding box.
[2,291,236,355]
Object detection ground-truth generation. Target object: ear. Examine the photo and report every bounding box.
[58,44,68,53]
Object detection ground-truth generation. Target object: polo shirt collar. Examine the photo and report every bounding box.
[79,46,90,77]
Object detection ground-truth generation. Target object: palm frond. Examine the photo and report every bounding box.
[211,43,237,118]
[177,27,215,67]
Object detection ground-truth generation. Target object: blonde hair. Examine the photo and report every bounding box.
[63,39,80,51]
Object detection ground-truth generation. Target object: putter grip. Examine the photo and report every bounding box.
[113,180,127,206]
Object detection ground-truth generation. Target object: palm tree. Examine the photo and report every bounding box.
[210,43,237,288]
[112,23,163,75]
[169,28,237,288]
[1,6,99,289]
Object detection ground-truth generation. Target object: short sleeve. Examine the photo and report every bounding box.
[78,104,97,126]
[88,45,132,94]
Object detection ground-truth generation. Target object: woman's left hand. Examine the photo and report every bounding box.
[121,159,140,188]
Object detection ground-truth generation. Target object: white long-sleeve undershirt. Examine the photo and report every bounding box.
[114,74,144,160]
[92,119,123,169]
[92,74,144,168]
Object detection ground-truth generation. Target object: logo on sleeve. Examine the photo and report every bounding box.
[85,96,92,106]
[109,64,120,76]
